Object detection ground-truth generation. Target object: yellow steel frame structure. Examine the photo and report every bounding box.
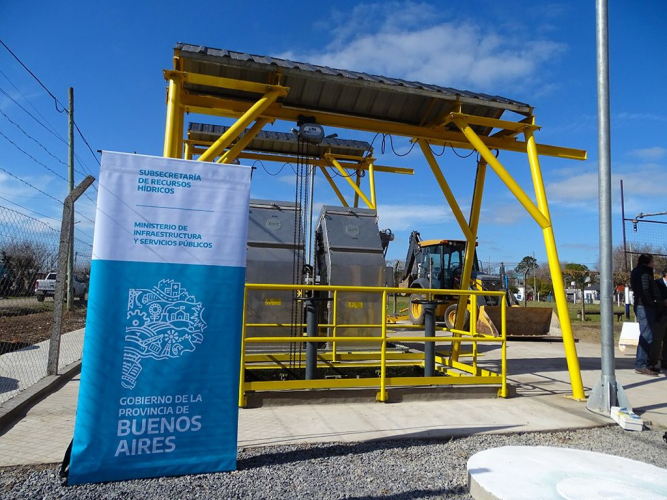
[239,284,507,406]
[163,56,587,401]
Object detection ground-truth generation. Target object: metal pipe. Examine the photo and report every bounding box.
[305,299,318,380]
[587,0,631,414]
[423,302,436,377]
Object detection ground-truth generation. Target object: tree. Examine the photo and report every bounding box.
[563,263,597,321]
[1,241,54,297]
[515,256,538,306]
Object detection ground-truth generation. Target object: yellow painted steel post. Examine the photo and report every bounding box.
[318,166,349,207]
[525,129,585,400]
[368,161,377,209]
[471,294,478,371]
[219,118,270,164]
[198,88,284,163]
[238,287,249,407]
[174,104,184,158]
[332,290,338,360]
[499,293,507,398]
[163,76,181,158]
[451,118,550,229]
[184,142,193,160]
[377,290,388,402]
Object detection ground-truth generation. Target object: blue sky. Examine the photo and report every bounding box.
[1,1,666,269]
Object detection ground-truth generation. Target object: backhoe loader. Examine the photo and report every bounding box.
[398,231,561,338]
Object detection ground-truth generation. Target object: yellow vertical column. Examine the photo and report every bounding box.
[174,104,184,158]
[525,129,585,400]
[368,161,377,209]
[163,75,181,158]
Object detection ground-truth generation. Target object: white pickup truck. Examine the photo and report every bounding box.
[34,272,87,302]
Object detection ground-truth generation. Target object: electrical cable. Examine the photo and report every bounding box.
[0,39,67,112]
[0,68,62,139]
[0,130,68,182]
[0,165,95,225]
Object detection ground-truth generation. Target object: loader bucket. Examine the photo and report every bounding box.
[477,306,562,338]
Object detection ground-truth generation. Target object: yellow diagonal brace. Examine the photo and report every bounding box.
[325,154,374,209]
[198,89,283,163]
[218,118,271,164]
[319,166,349,207]
[525,129,585,401]
[452,117,550,229]
[417,140,473,242]
[368,161,376,208]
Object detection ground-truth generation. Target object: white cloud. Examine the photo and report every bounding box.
[545,164,667,211]
[281,1,566,93]
[377,203,452,231]
[629,147,666,161]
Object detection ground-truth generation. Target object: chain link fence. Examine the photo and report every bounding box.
[0,206,92,404]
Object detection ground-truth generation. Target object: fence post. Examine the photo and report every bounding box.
[47,176,95,376]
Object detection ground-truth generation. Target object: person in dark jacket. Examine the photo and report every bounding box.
[654,269,667,371]
[630,254,662,375]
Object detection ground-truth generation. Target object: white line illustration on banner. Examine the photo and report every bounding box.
[122,279,206,389]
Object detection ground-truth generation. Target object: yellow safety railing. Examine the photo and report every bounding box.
[239,284,507,406]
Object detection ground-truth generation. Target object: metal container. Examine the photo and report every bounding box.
[246,200,304,351]
[315,206,387,344]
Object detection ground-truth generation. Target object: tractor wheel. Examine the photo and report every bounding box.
[409,292,425,325]
[444,303,470,330]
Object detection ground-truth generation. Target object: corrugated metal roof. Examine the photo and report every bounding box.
[175,43,533,136]
[188,122,372,158]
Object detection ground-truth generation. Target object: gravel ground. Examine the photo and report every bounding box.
[1,425,666,499]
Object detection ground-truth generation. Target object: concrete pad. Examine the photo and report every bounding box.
[1,339,666,467]
[468,446,667,499]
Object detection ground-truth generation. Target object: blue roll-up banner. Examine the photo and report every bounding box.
[68,152,251,484]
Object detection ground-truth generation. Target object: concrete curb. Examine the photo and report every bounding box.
[0,361,81,432]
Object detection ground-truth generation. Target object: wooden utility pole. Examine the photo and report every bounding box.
[67,88,74,311]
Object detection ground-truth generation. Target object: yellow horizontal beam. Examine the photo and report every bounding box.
[446,112,540,132]
[244,283,505,296]
[164,70,289,97]
[180,93,586,160]
[185,147,414,175]
[244,375,500,392]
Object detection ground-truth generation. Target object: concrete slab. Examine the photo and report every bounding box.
[468,446,667,499]
[0,339,665,467]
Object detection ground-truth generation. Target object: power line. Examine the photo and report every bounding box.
[0,129,68,182]
[0,68,62,139]
[0,194,61,225]
[0,40,100,172]
[0,38,67,113]
[0,165,96,225]
[0,108,90,180]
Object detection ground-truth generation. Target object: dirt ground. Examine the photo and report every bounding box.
[0,304,87,355]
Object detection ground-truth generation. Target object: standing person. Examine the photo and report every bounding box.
[654,269,667,371]
[630,254,662,376]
